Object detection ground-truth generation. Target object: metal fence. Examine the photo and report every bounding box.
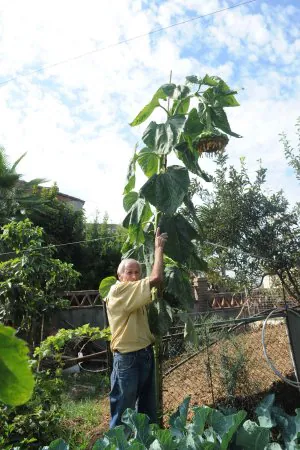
[161,310,298,419]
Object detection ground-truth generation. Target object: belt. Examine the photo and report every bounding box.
[114,344,153,354]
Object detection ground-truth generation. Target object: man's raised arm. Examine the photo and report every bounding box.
[149,227,168,288]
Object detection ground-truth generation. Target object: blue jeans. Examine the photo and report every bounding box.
[109,345,157,428]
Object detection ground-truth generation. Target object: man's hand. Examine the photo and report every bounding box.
[155,227,168,250]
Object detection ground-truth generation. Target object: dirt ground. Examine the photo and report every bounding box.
[162,322,300,418]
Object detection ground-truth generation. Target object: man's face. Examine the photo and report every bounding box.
[119,261,141,282]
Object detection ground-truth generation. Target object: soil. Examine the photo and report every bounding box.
[162,322,300,419]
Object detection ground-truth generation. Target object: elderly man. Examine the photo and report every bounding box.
[105,227,168,428]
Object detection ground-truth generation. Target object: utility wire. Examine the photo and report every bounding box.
[0,235,121,257]
[0,0,256,88]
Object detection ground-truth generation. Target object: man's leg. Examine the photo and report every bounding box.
[136,347,157,424]
[109,352,138,428]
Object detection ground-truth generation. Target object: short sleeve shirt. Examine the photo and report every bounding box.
[105,277,155,353]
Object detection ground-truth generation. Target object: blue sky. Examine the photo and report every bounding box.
[0,0,299,223]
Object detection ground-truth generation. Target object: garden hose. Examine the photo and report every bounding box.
[262,308,300,389]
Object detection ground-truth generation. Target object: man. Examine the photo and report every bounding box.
[105,227,168,428]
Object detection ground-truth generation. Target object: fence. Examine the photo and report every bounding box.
[161,309,299,419]
[57,290,300,419]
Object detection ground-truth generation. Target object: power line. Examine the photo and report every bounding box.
[0,235,121,257]
[0,0,256,88]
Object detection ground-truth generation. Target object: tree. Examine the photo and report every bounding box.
[0,219,80,345]
[280,117,300,181]
[0,147,46,226]
[191,154,300,299]
[79,212,127,289]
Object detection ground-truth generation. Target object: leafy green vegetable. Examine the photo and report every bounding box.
[0,324,34,406]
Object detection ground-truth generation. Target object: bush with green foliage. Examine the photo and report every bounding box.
[0,219,80,342]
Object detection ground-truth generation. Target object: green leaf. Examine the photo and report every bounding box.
[161,83,176,97]
[186,75,202,85]
[122,409,155,447]
[99,276,117,298]
[255,394,276,429]
[211,107,242,138]
[171,85,191,115]
[0,324,34,406]
[215,91,240,107]
[142,122,174,155]
[137,148,159,178]
[123,151,137,194]
[236,420,270,450]
[148,298,173,336]
[130,88,167,127]
[149,429,178,450]
[159,213,199,264]
[123,198,153,245]
[203,74,224,87]
[175,141,211,181]
[140,166,190,215]
[189,406,212,436]
[207,409,247,450]
[184,108,205,137]
[169,396,191,439]
[123,191,139,212]
[271,406,300,449]
[168,115,186,141]
[48,440,69,450]
[103,426,130,449]
[164,265,194,310]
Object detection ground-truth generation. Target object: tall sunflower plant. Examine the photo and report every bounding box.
[100,74,241,341]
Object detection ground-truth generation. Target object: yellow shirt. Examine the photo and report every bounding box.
[105,277,155,353]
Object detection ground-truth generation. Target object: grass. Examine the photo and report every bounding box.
[55,372,110,449]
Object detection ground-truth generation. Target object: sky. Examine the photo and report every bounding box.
[0,0,299,224]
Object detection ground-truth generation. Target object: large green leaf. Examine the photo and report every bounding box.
[142,116,185,155]
[0,324,34,406]
[137,148,159,178]
[123,191,138,212]
[149,429,178,450]
[148,298,173,336]
[164,265,194,310]
[103,426,130,449]
[186,75,202,85]
[255,394,276,429]
[236,420,270,449]
[122,409,155,447]
[99,276,117,298]
[123,198,153,245]
[271,406,300,449]
[211,107,242,138]
[203,74,226,88]
[169,396,191,439]
[175,141,211,181]
[208,409,247,450]
[130,86,168,127]
[140,166,190,215]
[159,214,199,264]
[142,122,174,155]
[123,152,137,194]
[189,406,212,436]
[171,85,191,115]
[130,83,176,127]
[184,108,205,138]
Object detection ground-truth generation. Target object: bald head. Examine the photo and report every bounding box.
[117,259,141,282]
